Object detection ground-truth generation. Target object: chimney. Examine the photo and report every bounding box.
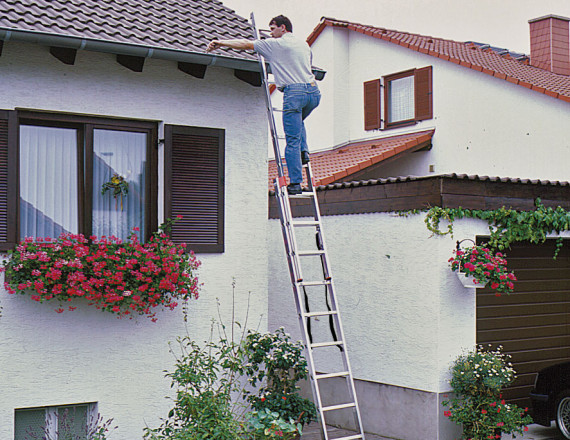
[529,15,570,75]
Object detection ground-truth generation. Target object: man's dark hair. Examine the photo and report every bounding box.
[269,15,292,32]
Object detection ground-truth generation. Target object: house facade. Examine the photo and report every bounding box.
[268,15,570,440]
[0,1,270,439]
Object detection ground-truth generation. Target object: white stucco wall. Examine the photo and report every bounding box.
[0,42,268,439]
[307,26,570,181]
[269,211,497,393]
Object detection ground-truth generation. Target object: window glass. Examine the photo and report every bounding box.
[19,125,79,239]
[14,408,45,440]
[58,405,88,440]
[388,75,415,123]
[93,129,147,240]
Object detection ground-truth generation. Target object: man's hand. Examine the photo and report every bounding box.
[206,39,254,52]
[207,40,222,52]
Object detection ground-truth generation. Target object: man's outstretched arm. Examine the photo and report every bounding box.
[207,39,254,52]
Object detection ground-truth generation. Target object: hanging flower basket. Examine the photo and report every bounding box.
[456,272,485,289]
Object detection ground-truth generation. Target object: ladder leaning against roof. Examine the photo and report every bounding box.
[251,13,366,440]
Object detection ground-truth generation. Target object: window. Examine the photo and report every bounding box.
[17,113,157,242]
[363,66,433,130]
[0,110,225,253]
[14,403,95,440]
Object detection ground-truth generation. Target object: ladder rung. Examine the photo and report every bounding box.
[334,435,364,440]
[322,402,356,412]
[315,371,349,380]
[297,250,325,256]
[310,340,344,348]
[288,192,315,198]
[291,220,320,227]
[302,310,337,318]
[298,280,331,287]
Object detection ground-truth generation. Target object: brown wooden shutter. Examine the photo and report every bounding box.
[363,79,381,130]
[0,110,17,250]
[164,125,224,253]
[414,66,433,121]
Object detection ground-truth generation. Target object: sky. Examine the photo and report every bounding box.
[222,0,570,54]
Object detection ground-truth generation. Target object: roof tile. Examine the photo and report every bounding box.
[307,18,570,103]
[268,130,434,189]
[0,0,256,61]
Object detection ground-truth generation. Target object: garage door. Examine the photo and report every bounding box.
[477,239,570,408]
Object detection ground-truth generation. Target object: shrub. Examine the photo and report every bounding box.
[240,328,317,426]
[443,346,532,439]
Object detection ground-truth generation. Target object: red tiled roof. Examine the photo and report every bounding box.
[268,130,434,189]
[307,18,570,103]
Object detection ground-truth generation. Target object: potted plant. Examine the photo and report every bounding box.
[449,244,516,295]
[442,345,532,439]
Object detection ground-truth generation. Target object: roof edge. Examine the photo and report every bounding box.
[0,27,262,72]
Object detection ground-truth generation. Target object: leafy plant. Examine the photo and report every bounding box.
[449,244,516,295]
[442,346,532,439]
[1,218,200,321]
[240,328,317,426]
[423,199,569,256]
[143,329,245,440]
[245,408,302,439]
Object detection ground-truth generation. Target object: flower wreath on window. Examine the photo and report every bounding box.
[101,173,129,211]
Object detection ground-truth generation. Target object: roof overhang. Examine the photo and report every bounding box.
[0,27,262,72]
[0,27,327,79]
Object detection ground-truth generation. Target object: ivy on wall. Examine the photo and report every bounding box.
[421,199,570,257]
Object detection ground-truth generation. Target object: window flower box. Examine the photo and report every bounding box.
[1,219,200,321]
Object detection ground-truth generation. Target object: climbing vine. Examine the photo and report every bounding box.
[421,198,570,257]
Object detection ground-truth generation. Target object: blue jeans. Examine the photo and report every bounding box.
[282,83,321,184]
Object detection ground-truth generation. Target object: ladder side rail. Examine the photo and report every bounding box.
[275,183,303,281]
[304,165,366,437]
[250,12,285,178]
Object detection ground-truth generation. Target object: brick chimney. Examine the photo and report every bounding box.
[529,15,570,75]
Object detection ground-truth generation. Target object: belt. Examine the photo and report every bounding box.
[278,81,317,92]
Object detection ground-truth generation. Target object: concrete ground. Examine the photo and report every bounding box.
[301,422,563,440]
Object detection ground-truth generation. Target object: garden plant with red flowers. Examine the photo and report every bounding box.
[1,219,200,321]
[449,244,516,295]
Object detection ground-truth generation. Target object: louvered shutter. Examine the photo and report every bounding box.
[363,79,381,130]
[164,125,224,253]
[414,66,433,121]
[0,110,17,250]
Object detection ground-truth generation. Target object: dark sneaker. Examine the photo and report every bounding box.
[287,183,302,195]
[301,151,310,164]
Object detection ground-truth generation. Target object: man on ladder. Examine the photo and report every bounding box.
[207,15,320,195]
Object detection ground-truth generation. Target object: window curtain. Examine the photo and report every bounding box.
[19,125,79,239]
[93,129,146,241]
[389,75,415,123]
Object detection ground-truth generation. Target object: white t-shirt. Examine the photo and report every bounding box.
[253,33,315,88]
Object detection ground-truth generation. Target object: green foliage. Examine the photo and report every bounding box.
[442,346,532,439]
[423,199,569,257]
[144,322,315,440]
[143,332,244,440]
[245,408,302,439]
[240,328,317,426]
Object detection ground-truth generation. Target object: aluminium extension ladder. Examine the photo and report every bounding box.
[251,14,366,440]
